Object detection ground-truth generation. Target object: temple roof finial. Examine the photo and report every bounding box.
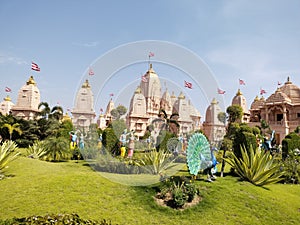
[26,76,36,85]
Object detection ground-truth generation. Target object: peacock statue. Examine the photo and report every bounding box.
[186,132,211,176]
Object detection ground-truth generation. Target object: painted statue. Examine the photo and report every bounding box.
[119,129,129,157]
[69,131,78,150]
[127,130,136,158]
[261,130,275,151]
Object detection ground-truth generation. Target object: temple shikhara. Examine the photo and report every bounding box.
[2,70,300,145]
[11,76,41,120]
[125,64,201,137]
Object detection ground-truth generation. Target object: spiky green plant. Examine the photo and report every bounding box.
[225,145,285,186]
[26,140,47,160]
[138,150,176,174]
[0,140,20,173]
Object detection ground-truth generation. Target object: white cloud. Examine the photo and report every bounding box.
[0,52,28,65]
[72,41,99,47]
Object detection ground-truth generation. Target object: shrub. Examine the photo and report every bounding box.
[43,136,71,162]
[0,213,113,225]
[283,148,300,184]
[282,132,300,160]
[225,145,285,186]
[0,140,20,175]
[137,150,176,175]
[157,176,199,209]
[26,140,47,160]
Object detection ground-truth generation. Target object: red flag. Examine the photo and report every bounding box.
[88,67,94,76]
[100,108,103,113]
[239,79,245,85]
[184,80,192,89]
[217,88,225,94]
[31,62,40,71]
[260,88,267,95]
[141,74,148,82]
[149,52,154,57]
[5,87,12,92]
[277,81,282,86]
[109,93,114,97]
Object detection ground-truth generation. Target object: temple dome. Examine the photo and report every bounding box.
[0,95,14,115]
[250,95,265,110]
[205,98,223,125]
[278,77,300,104]
[232,89,249,114]
[266,88,291,104]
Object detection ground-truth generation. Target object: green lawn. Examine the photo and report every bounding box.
[0,156,299,225]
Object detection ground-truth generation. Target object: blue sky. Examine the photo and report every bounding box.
[0,0,300,118]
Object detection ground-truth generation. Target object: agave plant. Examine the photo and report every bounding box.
[225,145,284,186]
[138,150,176,175]
[26,140,47,160]
[0,140,20,173]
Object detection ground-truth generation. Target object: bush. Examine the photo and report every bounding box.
[283,148,300,184]
[0,213,113,225]
[157,176,199,209]
[282,132,300,160]
[26,140,47,160]
[102,128,119,155]
[225,145,285,186]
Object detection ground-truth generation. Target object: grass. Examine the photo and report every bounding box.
[0,155,299,225]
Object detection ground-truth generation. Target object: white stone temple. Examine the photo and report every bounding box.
[0,95,14,115]
[11,76,40,120]
[71,79,96,130]
[126,64,201,137]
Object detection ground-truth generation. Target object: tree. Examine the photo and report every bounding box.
[153,109,180,134]
[50,105,64,120]
[217,112,227,125]
[226,105,243,123]
[38,102,51,119]
[1,123,22,140]
[43,136,71,161]
[110,105,127,120]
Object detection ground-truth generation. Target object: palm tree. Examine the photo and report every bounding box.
[153,109,180,134]
[1,123,22,140]
[50,105,64,121]
[43,136,70,161]
[38,102,51,119]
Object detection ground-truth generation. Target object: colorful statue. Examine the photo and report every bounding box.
[97,134,103,149]
[78,132,87,150]
[261,130,275,151]
[119,129,129,157]
[186,133,218,181]
[186,133,211,176]
[69,131,78,150]
[127,130,136,158]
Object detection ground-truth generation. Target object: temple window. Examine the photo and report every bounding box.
[276,114,283,121]
[297,113,300,118]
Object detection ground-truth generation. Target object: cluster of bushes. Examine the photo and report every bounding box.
[156,176,199,209]
[0,213,113,225]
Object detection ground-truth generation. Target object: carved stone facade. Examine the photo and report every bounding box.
[72,79,96,130]
[126,64,201,137]
[11,76,40,120]
[249,77,300,143]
